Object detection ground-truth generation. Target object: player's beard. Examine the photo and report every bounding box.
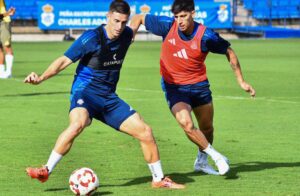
[179,25,186,32]
[114,29,122,36]
[180,21,194,35]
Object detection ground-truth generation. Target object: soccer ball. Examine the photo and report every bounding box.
[69,167,99,196]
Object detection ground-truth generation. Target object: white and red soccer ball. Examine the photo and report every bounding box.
[69,167,99,196]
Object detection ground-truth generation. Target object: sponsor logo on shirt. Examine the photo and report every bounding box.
[103,53,124,66]
[103,59,124,66]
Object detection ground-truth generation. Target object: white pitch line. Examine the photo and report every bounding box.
[10,77,72,87]
[119,87,161,93]
[120,88,300,104]
[2,79,299,104]
[214,95,299,104]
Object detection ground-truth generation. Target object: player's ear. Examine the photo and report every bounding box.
[106,11,111,20]
[191,10,196,18]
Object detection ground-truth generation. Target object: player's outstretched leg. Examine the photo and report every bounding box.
[26,108,90,183]
[176,102,229,175]
[26,166,49,183]
[119,112,185,189]
[194,150,219,175]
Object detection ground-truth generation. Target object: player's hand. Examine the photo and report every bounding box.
[24,72,43,85]
[7,7,16,16]
[130,27,138,43]
[239,81,256,97]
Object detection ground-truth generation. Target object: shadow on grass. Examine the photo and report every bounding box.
[101,172,197,188]
[44,162,300,192]
[44,188,113,195]
[44,188,68,192]
[1,91,69,97]
[225,161,300,180]
[106,161,300,186]
[93,191,113,195]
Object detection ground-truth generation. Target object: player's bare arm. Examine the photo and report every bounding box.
[226,47,256,97]
[5,7,16,17]
[0,7,16,21]
[129,14,146,39]
[24,56,73,85]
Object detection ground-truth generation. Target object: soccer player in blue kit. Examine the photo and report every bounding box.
[25,0,184,189]
[130,0,255,175]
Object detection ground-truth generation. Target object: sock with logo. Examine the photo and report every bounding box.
[148,160,164,182]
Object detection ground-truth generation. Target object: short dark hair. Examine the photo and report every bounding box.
[109,0,131,15]
[171,0,195,14]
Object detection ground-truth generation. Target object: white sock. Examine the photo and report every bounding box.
[5,54,13,75]
[46,150,63,174]
[203,144,222,161]
[148,160,164,182]
[0,64,4,74]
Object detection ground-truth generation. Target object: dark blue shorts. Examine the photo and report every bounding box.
[70,90,136,130]
[161,79,212,110]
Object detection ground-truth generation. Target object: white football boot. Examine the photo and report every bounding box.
[0,70,11,79]
[194,150,219,175]
[214,155,230,175]
[0,72,11,78]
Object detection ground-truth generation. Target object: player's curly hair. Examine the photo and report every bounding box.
[171,0,195,14]
[109,0,131,15]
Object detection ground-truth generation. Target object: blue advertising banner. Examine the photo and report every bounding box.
[37,1,109,30]
[37,1,232,30]
[134,1,232,29]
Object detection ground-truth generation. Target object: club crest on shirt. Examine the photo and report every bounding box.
[191,41,198,50]
[77,99,84,105]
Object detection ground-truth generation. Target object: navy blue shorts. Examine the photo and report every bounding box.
[70,90,136,130]
[161,79,212,110]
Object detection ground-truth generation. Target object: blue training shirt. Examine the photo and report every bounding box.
[145,14,230,54]
[64,25,133,94]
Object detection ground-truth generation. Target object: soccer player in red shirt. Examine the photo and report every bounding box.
[131,0,255,175]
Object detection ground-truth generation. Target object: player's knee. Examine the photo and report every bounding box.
[178,119,194,134]
[68,122,86,137]
[139,125,155,143]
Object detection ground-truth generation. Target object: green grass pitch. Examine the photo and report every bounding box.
[0,39,300,195]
